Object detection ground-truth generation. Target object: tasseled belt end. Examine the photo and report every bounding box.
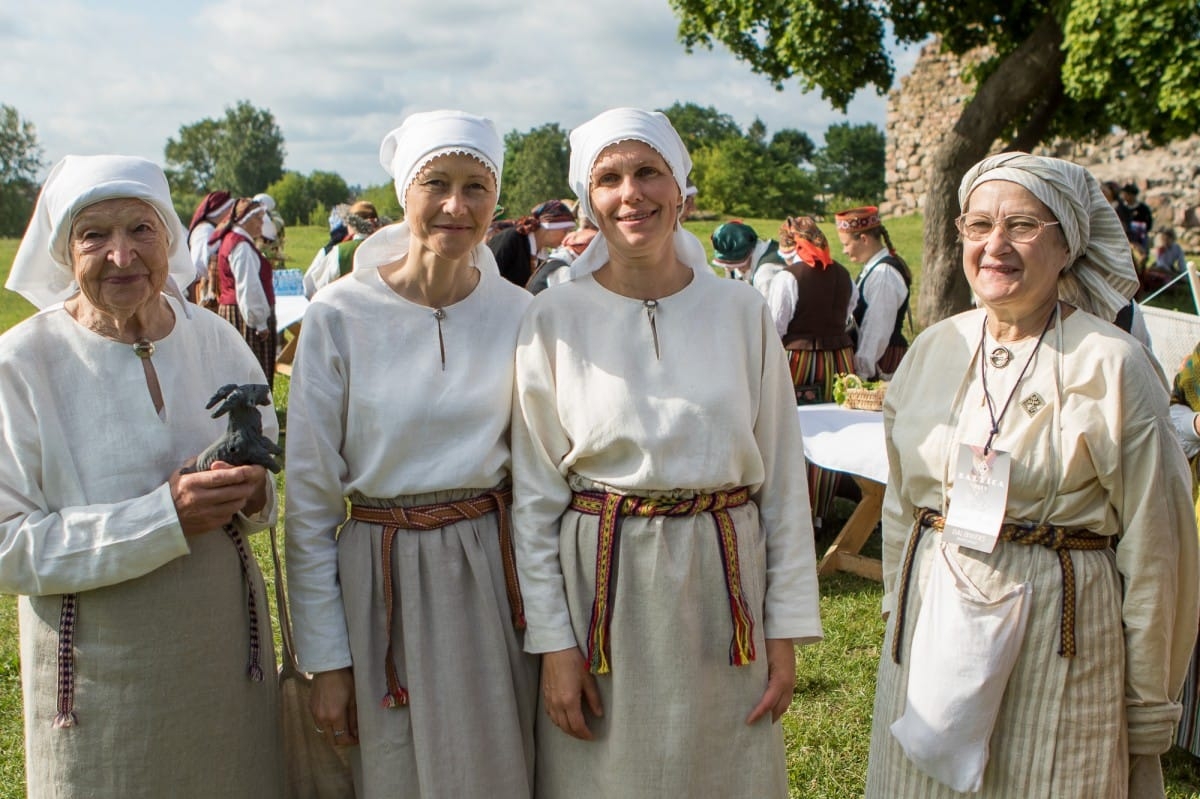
[381,687,410,709]
[727,598,757,667]
[53,711,78,729]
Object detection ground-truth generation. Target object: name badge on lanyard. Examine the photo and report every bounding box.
[943,444,1011,553]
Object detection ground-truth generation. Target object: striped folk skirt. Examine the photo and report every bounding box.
[1176,635,1200,757]
[866,518,1128,798]
[788,346,855,526]
[218,304,276,389]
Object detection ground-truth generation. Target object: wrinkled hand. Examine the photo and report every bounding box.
[170,460,269,536]
[311,668,359,747]
[541,647,603,741]
[745,638,796,725]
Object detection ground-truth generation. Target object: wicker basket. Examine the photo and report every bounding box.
[841,382,888,412]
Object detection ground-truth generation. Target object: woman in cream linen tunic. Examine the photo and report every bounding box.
[0,155,282,799]
[865,153,1199,798]
[512,108,822,799]
[285,111,538,798]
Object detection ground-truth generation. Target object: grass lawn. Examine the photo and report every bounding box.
[1,224,1199,797]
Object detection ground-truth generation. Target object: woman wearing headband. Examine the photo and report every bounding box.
[1,155,282,798]
[512,108,822,798]
[834,205,912,379]
[210,197,278,388]
[487,199,577,288]
[285,110,537,798]
[865,153,1198,797]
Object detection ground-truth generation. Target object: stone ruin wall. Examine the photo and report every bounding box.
[883,40,1200,252]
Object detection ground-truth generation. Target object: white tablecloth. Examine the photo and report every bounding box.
[796,403,888,484]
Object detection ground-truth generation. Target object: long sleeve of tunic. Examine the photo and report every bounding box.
[228,232,271,330]
[880,308,1199,756]
[284,268,531,673]
[512,274,823,653]
[0,298,278,597]
[854,255,908,377]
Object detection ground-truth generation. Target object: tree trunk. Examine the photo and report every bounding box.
[917,15,1066,326]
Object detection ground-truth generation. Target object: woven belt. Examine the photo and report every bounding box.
[349,487,522,708]
[783,333,855,351]
[891,508,1112,664]
[569,486,756,675]
[52,523,264,729]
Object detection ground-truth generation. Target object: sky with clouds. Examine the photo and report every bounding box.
[1,1,922,189]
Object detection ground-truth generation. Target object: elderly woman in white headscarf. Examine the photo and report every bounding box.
[285,110,537,798]
[1,155,282,798]
[511,107,822,799]
[865,152,1199,798]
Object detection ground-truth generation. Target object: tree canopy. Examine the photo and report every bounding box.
[165,100,286,219]
[500,123,571,219]
[671,0,1200,323]
[0,105,44,236]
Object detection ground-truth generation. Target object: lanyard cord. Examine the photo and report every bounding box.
[979,304,1057,455]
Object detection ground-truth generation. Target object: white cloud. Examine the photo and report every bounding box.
[4,0,922,189]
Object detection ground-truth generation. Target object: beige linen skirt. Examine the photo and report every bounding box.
[22,528,283,799]
[339,488,538,799]
[534,477,788,799]
[865,522,1127,798]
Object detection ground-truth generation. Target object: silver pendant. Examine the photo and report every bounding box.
[988,346,1013,368]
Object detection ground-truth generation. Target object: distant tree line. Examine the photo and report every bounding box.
[0,99,885,237]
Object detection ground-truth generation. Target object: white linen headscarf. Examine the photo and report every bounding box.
[354,110,504,275]
[566,107,712,280]
[8,154,195,313]
[958,152,1139,321]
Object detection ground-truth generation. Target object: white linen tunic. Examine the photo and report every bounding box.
[866,308,1199,798]
[512,272,822,799]
[285,266,538,798]
[0,297,282,799]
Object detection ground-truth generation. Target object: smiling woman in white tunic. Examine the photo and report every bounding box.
[284,110,537,798]
[1,155,282,799]
[511,108,823,799]
[865,153,1199,798]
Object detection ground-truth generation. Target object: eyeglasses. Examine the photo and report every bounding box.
[955,213,1061,243]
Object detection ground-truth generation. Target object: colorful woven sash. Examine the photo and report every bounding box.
[569,486,756,675]
[892,508,1112,664]
[348,488,523,709]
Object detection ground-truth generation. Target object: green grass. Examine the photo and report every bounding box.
[1,226,1199,798]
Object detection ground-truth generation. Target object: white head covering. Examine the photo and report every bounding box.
[565,107,711,280]
[355,111,504,276]
[958,152,1139,320]
[7,154,195,313]
[251,192,276,212]
[378,110,503,210]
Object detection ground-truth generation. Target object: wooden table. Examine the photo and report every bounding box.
[796,404,887,581]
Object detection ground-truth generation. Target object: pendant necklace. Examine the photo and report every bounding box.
[978,305,1057,454]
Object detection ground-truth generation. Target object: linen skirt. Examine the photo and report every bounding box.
[865,520,1128,798]
[339,487,538,799]
[21,528,283,799]
[534,476,788,799]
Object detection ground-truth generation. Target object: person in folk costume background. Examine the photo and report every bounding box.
[211,197,278,389]
[1,154,282,799]
[835,205,912,379]
[252,192,287,270]
[709,220,786,295]
[1169,342,1200,760]
[285,110,538,798]
[526,225,598,295]
[512,107,822,799]
[186,190,233,306]
[766,215,856,532]
[488,199,576,288]
[302,200,383,298]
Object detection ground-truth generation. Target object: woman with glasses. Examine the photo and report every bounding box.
[865,153,1198,798]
